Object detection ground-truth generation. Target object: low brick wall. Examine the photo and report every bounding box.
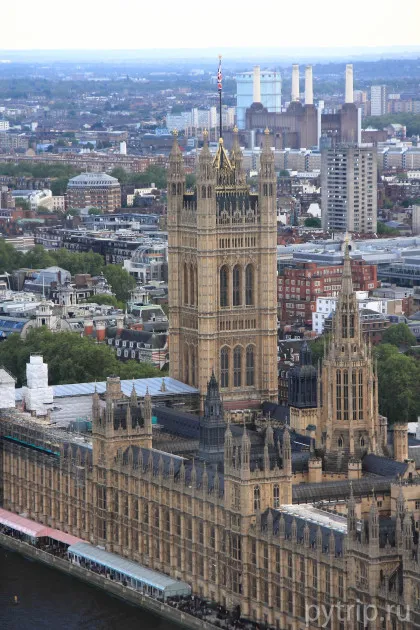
[0,533,218,630]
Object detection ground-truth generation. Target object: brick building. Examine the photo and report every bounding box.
[66,172,121,213]
[278,260,378,326]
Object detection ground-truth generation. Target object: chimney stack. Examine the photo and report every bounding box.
[95,321,106,343]
[291,64,300,102]
[116,315,124,334]
[253,65,261,103]
[84,319,93,336]
[345,64,354,104]
[305,65,313,105]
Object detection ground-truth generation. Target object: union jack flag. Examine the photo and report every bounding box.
[217,56,222,92]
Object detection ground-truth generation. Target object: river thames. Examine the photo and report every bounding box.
[0,547,181,629]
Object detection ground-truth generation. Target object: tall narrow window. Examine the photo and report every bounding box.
[233,346,242,387]
[343,370,349,421]
[253,485,261,511]
[273,484,280,509]
[221,347,229,388]
[184,263,189,305]
[245,264,254,305]
[246,345,254,386]
[342,314,348,338]
[349,314,355,338]
[336,371,342,420]
[184,347,189,384]
[191,346,196,387]
[233,265,241,306]
[220,266,229,307]
[352,372,357,420]
[358,371,363,420]
[190,265,195,305]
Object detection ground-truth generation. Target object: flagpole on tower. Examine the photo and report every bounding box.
[217,55,223,141]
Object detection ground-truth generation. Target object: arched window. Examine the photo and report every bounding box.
[273,484,280,509]
[232,265,241,306]
[220,266,229,307]
[201,185,207,199]
[360,437,365,448]
[254,485,261,512]
[207,185,212,198]
[177,183,182,195]
[220,347,229,388]
[245,264,254,305]
[171,183,176,195]
[184,263,189,305]
[338,436,343,448]
[234,346,242,387]
[246,345,254,386]
[190,264,195,305]
[184,347,189,384]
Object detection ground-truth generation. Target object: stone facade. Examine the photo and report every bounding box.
[2,239,420,628]
[167,129,278,408]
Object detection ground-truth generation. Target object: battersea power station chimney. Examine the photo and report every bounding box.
[291,64,300,102]
[253,65,261,103]
[345,64,354,104]
[305,65,313,105]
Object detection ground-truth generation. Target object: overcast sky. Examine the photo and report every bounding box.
[2,0,420,51]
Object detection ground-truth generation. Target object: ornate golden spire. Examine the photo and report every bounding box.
[213,136,233,172]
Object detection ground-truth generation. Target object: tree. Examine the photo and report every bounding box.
[0,327,164,387]
[110,167,129,185]
[103,265,136,301]
[0,239,24,273]
[382,323,417,348]
[117,360,163,379]
[377,222,399,236]
[186,173,196,189]
[50,249,104,276]
[88,208,102,215]
[304,217,321,228]
[50,177,70,196]
[14,197,30,211]
[84,294,124,309]
[23,245,55,269]
[374,343,420,424]
[309,334,329,366]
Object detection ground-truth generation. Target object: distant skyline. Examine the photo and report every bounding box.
[3,0,420,52]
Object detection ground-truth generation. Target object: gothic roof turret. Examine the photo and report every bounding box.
[168,130,184,178]
[260,128,275,172]
[199,371,226,463]
[288,341,317,409]
[229,126,244,184]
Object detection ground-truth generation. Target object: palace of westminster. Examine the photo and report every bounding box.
[2,131,420,629]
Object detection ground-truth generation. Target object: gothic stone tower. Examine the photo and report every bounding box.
[317,241,383,460]
[92,376,152,469]
[168,129,278,407]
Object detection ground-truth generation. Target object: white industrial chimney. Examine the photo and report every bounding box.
[291,64,300,102]
[305,65,313,105]
[345,64,354,104]
[253,65,261,103]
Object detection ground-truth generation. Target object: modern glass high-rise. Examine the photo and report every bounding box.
[236,69,282,129]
